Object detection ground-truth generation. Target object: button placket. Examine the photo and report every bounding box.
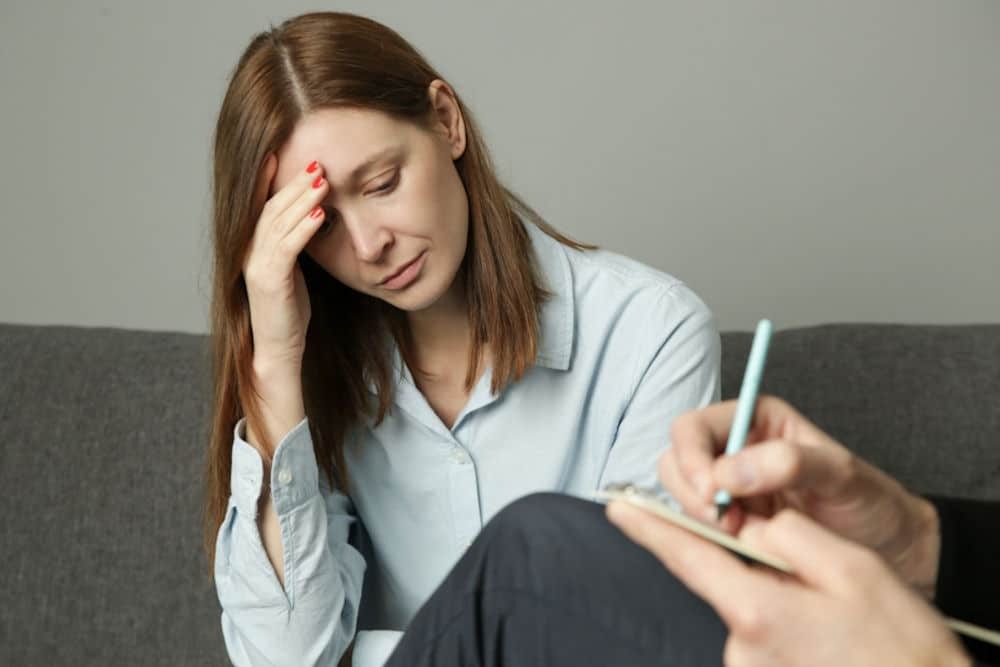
[446,444,481,552]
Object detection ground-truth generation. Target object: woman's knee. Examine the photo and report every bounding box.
[481,492,603,548]
[465,493,611,589]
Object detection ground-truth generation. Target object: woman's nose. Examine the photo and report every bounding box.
[343,214,393,263]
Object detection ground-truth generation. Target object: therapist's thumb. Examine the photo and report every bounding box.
[713,437,854,498]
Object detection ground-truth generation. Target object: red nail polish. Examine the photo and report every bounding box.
[312,175,324,189]
[309,206,323,219]
[306,160,318,173]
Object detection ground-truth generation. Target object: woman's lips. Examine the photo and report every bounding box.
[379,251,427,290]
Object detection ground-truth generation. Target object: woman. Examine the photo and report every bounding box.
[204,11,719,666]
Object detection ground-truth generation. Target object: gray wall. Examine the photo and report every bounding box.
[2,1,997,334]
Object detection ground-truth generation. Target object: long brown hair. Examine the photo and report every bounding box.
[203,11,593,575]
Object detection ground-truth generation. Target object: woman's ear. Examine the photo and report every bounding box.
[427,79,467,160]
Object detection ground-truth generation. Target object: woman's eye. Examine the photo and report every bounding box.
[371,172,399,194]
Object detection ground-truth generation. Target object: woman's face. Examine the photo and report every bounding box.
[270,82,469,312]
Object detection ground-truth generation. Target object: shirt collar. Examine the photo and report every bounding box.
[524,221,575,371]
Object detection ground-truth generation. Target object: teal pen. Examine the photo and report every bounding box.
[714,319,773,519]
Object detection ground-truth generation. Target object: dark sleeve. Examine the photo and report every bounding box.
[925,495,1000,665]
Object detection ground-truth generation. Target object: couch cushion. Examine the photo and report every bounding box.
[721,324,1000,501]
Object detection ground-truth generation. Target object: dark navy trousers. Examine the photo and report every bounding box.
[385,493,727,666]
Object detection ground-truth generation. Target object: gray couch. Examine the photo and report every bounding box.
[2,322,998,666]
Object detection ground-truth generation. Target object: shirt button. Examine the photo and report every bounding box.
[450,450,468,464]
[277,468,293,485]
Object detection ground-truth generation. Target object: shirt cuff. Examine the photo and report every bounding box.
[353,630,404,667]
[230,416,319,518]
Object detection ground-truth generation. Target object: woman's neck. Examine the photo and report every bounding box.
[406,278,472,376]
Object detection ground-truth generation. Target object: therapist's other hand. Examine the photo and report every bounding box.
[607,504,971,667]
[660,396,941,596]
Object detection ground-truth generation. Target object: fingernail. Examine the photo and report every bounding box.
[306,160,318,173]
[312,175,324,189]
[309,206,323,219]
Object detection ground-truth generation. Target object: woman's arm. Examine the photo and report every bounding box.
[215,417,367,666]
[598,283,721,493]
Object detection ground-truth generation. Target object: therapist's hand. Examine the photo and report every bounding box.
[606,503,971,667]
[660,396,941,596]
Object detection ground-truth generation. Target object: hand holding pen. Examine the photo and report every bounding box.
[656,321,942,596]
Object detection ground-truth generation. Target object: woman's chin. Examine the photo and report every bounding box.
[384,265,465,313]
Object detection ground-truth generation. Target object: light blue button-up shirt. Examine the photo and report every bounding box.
[215,222,721,666]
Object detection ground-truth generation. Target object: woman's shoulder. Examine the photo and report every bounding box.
[564,244,706,312]
[526,223,713,330]
[558,244,718,376]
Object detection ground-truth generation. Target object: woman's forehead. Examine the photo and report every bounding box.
[273,108,409,189]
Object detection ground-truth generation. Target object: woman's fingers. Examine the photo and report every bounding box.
[281,205,328,259]
[252,157,329,238]
[273,166,329,240]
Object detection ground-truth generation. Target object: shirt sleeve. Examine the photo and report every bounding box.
[597,283,721,496]
[214,417,368,666]
[926,495,1000,665]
